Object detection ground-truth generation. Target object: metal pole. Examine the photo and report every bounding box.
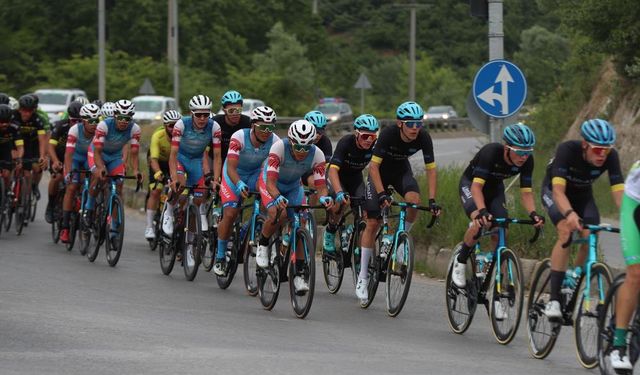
[488,0,503,142]
[171,0,179,103]
[312,0,318,15]
[167,0,173,69]
[98,0,106,102]
[360,88,365,114]
[409,6,416,101]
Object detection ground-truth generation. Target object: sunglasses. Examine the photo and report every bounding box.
[255,124,275,133]
[116,115,131,121]
[506,145,533,157]
[400,120,423,129]
[192,112,210,118]
[356,131,377,141]
[85,118,100,124]
[588,143,612,156]
[224,107,242,114]
[292,143,312,153]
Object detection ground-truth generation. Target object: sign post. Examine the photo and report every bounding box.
[354,73,372,114]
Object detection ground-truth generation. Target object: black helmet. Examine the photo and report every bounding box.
[18,94,38,110]
[92,99,103,108]
[0,93,9,105]
[67,101,84,119]
[0,104,12,122]
[29,93,39,106]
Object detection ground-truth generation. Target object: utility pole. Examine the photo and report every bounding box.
[168,0,179,103]
[312,0,318,15]
[167,0,172,70]
[488,0,503,142]
[98,0,106,102]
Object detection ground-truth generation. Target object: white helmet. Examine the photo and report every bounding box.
[288,119,316,145]
[101,101,116,117]
[80,104,101,119]
[188,95,212,112]
[163,110,181,124]
[115,99,135,116]
[251,106,276,124]
[75,96,90,105]
[8,96,18,110]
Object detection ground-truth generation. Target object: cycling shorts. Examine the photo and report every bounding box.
[148,160,170,190]
[328,173,365,209]
[364,168,419,218]
[258,175,304,219]
[220,169,260,208]
[459,175,508,219]
[176,153,205,188]
[541,185,600,226]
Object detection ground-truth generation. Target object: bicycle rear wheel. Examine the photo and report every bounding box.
[216,227,239,290]
[575,262,613,368]
[489,247,524,345]
[526,258,560,359]
[105,195,125,267]
[148,209,160,251]
[243,216,264,296]
[360,246,381,309]
[351,220,366,288]
[445,243,478,334]
[289,228,316,319]
[597,274,625,375]
[51,195,63,244]
[202,219,217,272]
[66,212,78,252]
[15,179,28,235]
[182,203,202,281]
[322,226,344,294]
[0,178,5,237]
[258,243,281,311]
[87,194,105,263]
[29,189,37,222]
[386,231,414,317]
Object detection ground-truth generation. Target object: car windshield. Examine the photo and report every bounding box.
[37,92,68,105]
[427,106,452,114]
[315,103,340,114]
[133,100,163,112]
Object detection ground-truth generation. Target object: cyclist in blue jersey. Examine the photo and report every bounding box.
[302,111,333,206]
[162,95,222,240]
[59,104,100,243]
[213,106,280,276]
[257,120,334,293]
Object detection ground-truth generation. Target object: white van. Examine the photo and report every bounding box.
[132,95,181,124]
[34,88,88,122]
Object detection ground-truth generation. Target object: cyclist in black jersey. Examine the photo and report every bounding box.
[451,124,545,303]
[355,101,442,301]
[45,101,83,223]
[302,110,333,205]
[209,90,251,165]
[542,119,625,320]
[0,104,24,186]
[323,114,378,255]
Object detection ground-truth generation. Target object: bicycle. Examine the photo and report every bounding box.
[87,174,141,266]
[71,170,94,255]
[201,192,221,272]
[49,172,65,245]
[0,161,16,236]
[360,200,437,317]
[598,273,640,375]
[10,159,39,235]
[256,204,323,319]
[527,223,617,368]
[321,196,366,294]
[146,180,170,252]
[445,217,540,344]
[243,192,265,296]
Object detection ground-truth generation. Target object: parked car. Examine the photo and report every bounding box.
[314,98,353,124]
[216,98,265,116]
[132,95,181,124]
[34,88,88,122]
[424,105,458,130]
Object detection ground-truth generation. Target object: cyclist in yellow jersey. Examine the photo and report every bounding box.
[145,110,181,239]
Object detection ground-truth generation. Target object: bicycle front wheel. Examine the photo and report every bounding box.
[289,228,316,319]
[243,215,264,296]
[574,262,613,368]
[489,247,524,345]
[386,231,414,317]
[105,195,125,267]
[445,243,478,334]
[258,242,281,311]
[88,195,106,263]
[0,178,5,237]
[182,203,202,281]
[526,258,560,359]
[322,226,344,294]
[597,274,625,375]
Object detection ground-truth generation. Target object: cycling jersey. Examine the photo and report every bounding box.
[0,123,23,163]
[621,161,640,265]
[149,126,172,162]
[328,134,374,200]
[302,134,333,184]
[89,118,141,175]
[65,123,93,182]
[463,142,534,191]
[172,117,221,187]
[544,140,624,193]
[625,160,640,202]
[36,108,51,132]
[49,119,72,160]
[12,111,46,157]
[212,114,251,162]
[371,125,436,174]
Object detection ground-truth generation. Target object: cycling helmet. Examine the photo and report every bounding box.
[92,99,103,107]
[115,99,135,116]
[251,106,276,124]
[354,114,379,132]
[163,110,181,124]
[503,123,536,148]
[396,101,424,120]
[288,119,316,145]
[0,93,10,105]
[75,96,89,105]
[0,104,12,122]
[67,101,84,119]
[101,101,116,117]
[8,96,18,110]
[304,110,328,129]
[220,90,243,106]
[80,103,101,119]
[18,94,38,110]
[189,94,212,112]
[30,93,39,105]
[580,118,616,146]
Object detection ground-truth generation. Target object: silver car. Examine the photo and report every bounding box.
[424,105,458,130]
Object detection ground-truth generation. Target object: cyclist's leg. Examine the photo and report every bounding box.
[573,194,600,268]
[360,176,382,279]
[217,168,244,261]
[323,178,346,253]
[395,169,420,230]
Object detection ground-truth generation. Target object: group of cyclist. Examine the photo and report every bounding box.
[1,87,638,371]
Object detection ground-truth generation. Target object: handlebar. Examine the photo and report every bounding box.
[381,202,439,229]
[472,217,542,244]
[561,223,620,248]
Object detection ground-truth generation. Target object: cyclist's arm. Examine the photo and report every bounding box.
[13,127,24,160]
[369,159,384,194]
[265,141,283,199]
[310,149,328,197]
[15,145,24,160]
[328,136,348,193]
[426,166,437,200]
[519,156,536,214]
[225,132,245,185]
[129,124,141,175]
[169,121,184,181]
[328,165,342,193]
[551,181,573,217]
[63,125,78,174]
[211,123,222,183]
[37,131,47,160]
[149,131,162,174]
[421,130,437,200]
[606,150,625,209]
[48,139,60,165]
[92,122,108,171]
[470,181,487,211]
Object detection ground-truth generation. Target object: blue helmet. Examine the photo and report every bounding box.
[304,110,328,129]
[396,101,424,120]
[354,114,379,132]
[220,90,243,106]
[580,119,616,146]
[503,123,536,148]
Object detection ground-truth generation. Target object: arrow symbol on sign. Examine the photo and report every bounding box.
[477,64,514,115]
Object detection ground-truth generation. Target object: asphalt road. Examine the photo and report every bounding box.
[0,190,589,375]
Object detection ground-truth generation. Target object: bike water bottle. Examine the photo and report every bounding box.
[380,234,393,259]
[212,207,222,228]
[226,241,234,262]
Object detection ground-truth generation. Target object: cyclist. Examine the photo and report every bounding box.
[450,123,545,317]
[13,94,47,204]
[0,104,23,187]
[0,93,9,106]
[323,114,379,256]
[256,120,334,293]
[211,90,251,165]
[609,160,640,370]
[45,101,83,223]
[302,111,332,201]
[101,102,116,119]
[144,110,181,239]
[213,106,280,276]
[162,95,221,247]
[355,101,442,301]
[542,119,624,320]
[59,104,101,243]
[87,99,142,223]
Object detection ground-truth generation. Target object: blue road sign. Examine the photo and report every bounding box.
[472,60,527,118]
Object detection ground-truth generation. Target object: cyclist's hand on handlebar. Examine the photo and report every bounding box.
[529,211,545,228]
[64,173,72,184]
[274,195,288,210]
[429,199,442,217]
[319,195,334,209]
[473,208,492,228]
[236,180,250,199]
[53,161,63,173]
[153,170,164,182]
[565,211,582,231]
[335,191,349,205]
[378,192,392,209]
[38,157,47,169]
